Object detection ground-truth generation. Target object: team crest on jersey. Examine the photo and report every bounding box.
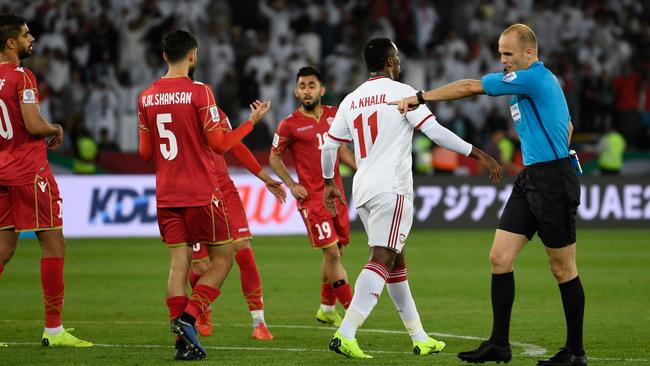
[23,89,36,103]
[326,117,334,125]
[210,106,220,122]
[502,72,517,82]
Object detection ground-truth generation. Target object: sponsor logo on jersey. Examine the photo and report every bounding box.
[297,125,314,132]
[23,89,37,103]
[38,181,48,192]
[502,71,517,82]
[15,66,24,73]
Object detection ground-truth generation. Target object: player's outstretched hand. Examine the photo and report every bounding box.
[469,146,503,183]
[289,183,308,202]
[47,124,64,150]
[249,100,271,125]
[323,180,344,217]
[387,96,420,115]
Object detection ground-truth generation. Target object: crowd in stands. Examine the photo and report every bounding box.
[2,0,649,166]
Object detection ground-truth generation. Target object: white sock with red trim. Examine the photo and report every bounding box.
[337,261,388,340]
[387,281,428,342]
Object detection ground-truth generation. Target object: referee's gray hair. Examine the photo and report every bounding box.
[502,23,538,52]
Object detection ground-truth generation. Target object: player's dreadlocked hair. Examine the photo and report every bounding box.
[0,13,26,52]
[162,30,198,64]
[363,38,395,72]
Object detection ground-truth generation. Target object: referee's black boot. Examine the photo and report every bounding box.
[457,340,512,364]
[537,347,587,366]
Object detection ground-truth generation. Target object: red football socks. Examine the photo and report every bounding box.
[166,296,189,320]
[235,247,264,311]
[41,257,64,328]
[333,280,353,309]
[185,284,220,319]
[189,270,201,289]
[321,283,336,306]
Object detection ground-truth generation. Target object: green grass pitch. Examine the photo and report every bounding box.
[1,229,649,365]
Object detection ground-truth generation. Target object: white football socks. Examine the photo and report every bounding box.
[387,280,429,342]
[251,310,265,327]
[44,325,64,336]
[338,267,387,339]
[320,304,336,312]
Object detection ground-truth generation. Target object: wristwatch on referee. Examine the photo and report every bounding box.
[416,90,426,105]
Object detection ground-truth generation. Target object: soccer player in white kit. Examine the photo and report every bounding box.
[321,38,503,359]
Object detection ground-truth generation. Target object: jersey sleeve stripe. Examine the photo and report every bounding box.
[415,114,434,130]
[328,134,351,143]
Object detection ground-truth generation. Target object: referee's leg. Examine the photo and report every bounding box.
[543,243,586,362]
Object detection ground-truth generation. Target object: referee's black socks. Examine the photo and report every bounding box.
[559,276,585,356]
[489,272,515,347]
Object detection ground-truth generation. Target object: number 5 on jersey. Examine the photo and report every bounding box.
[156,113,178,160]
[353,111,377,158]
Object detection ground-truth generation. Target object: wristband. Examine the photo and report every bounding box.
[416,90,426,105]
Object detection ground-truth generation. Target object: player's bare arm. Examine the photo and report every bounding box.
[257,170,287,203]
[337,145,357,171]
[269,150,308,201]
[20,103,63,149]
[568,120,574,144]
[388,79,485,115]
[469,146,503,183]
[229,141,287,203]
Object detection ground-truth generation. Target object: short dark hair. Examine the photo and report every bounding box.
[162,30,197,64]
[363,38,395,72]
[0,13,27,52]
[296,66,322,82]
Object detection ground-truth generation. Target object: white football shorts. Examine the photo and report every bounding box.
[357,193,413,253]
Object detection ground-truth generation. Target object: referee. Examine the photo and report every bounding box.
[391,24,586,366]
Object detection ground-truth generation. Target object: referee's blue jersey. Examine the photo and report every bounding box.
[481,61,570,166]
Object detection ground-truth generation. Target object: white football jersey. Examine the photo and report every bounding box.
[327,76,435,207]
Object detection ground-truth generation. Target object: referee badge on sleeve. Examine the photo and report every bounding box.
[502,72,517,82]
[22,89,37,103]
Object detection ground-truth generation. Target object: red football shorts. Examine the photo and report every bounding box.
[157,195,232,247]
[299,200,350,249]
[218,175,251,243]
[0,174,63,232]
[191,176,251,262]
[191,243,209,262]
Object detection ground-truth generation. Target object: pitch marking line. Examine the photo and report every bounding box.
[0,320,648,362]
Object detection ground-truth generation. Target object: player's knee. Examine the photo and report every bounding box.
[322,246,341,263]
[548,258,576,282]
[489,250,513,271]
[0,245,16,265]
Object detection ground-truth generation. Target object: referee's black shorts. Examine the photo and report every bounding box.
[498,158,580,248]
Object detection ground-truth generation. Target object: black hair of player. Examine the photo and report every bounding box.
[363,38,395,72]
[162,30,197,64]
[296,66,322,83]
[0,13,27,52]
